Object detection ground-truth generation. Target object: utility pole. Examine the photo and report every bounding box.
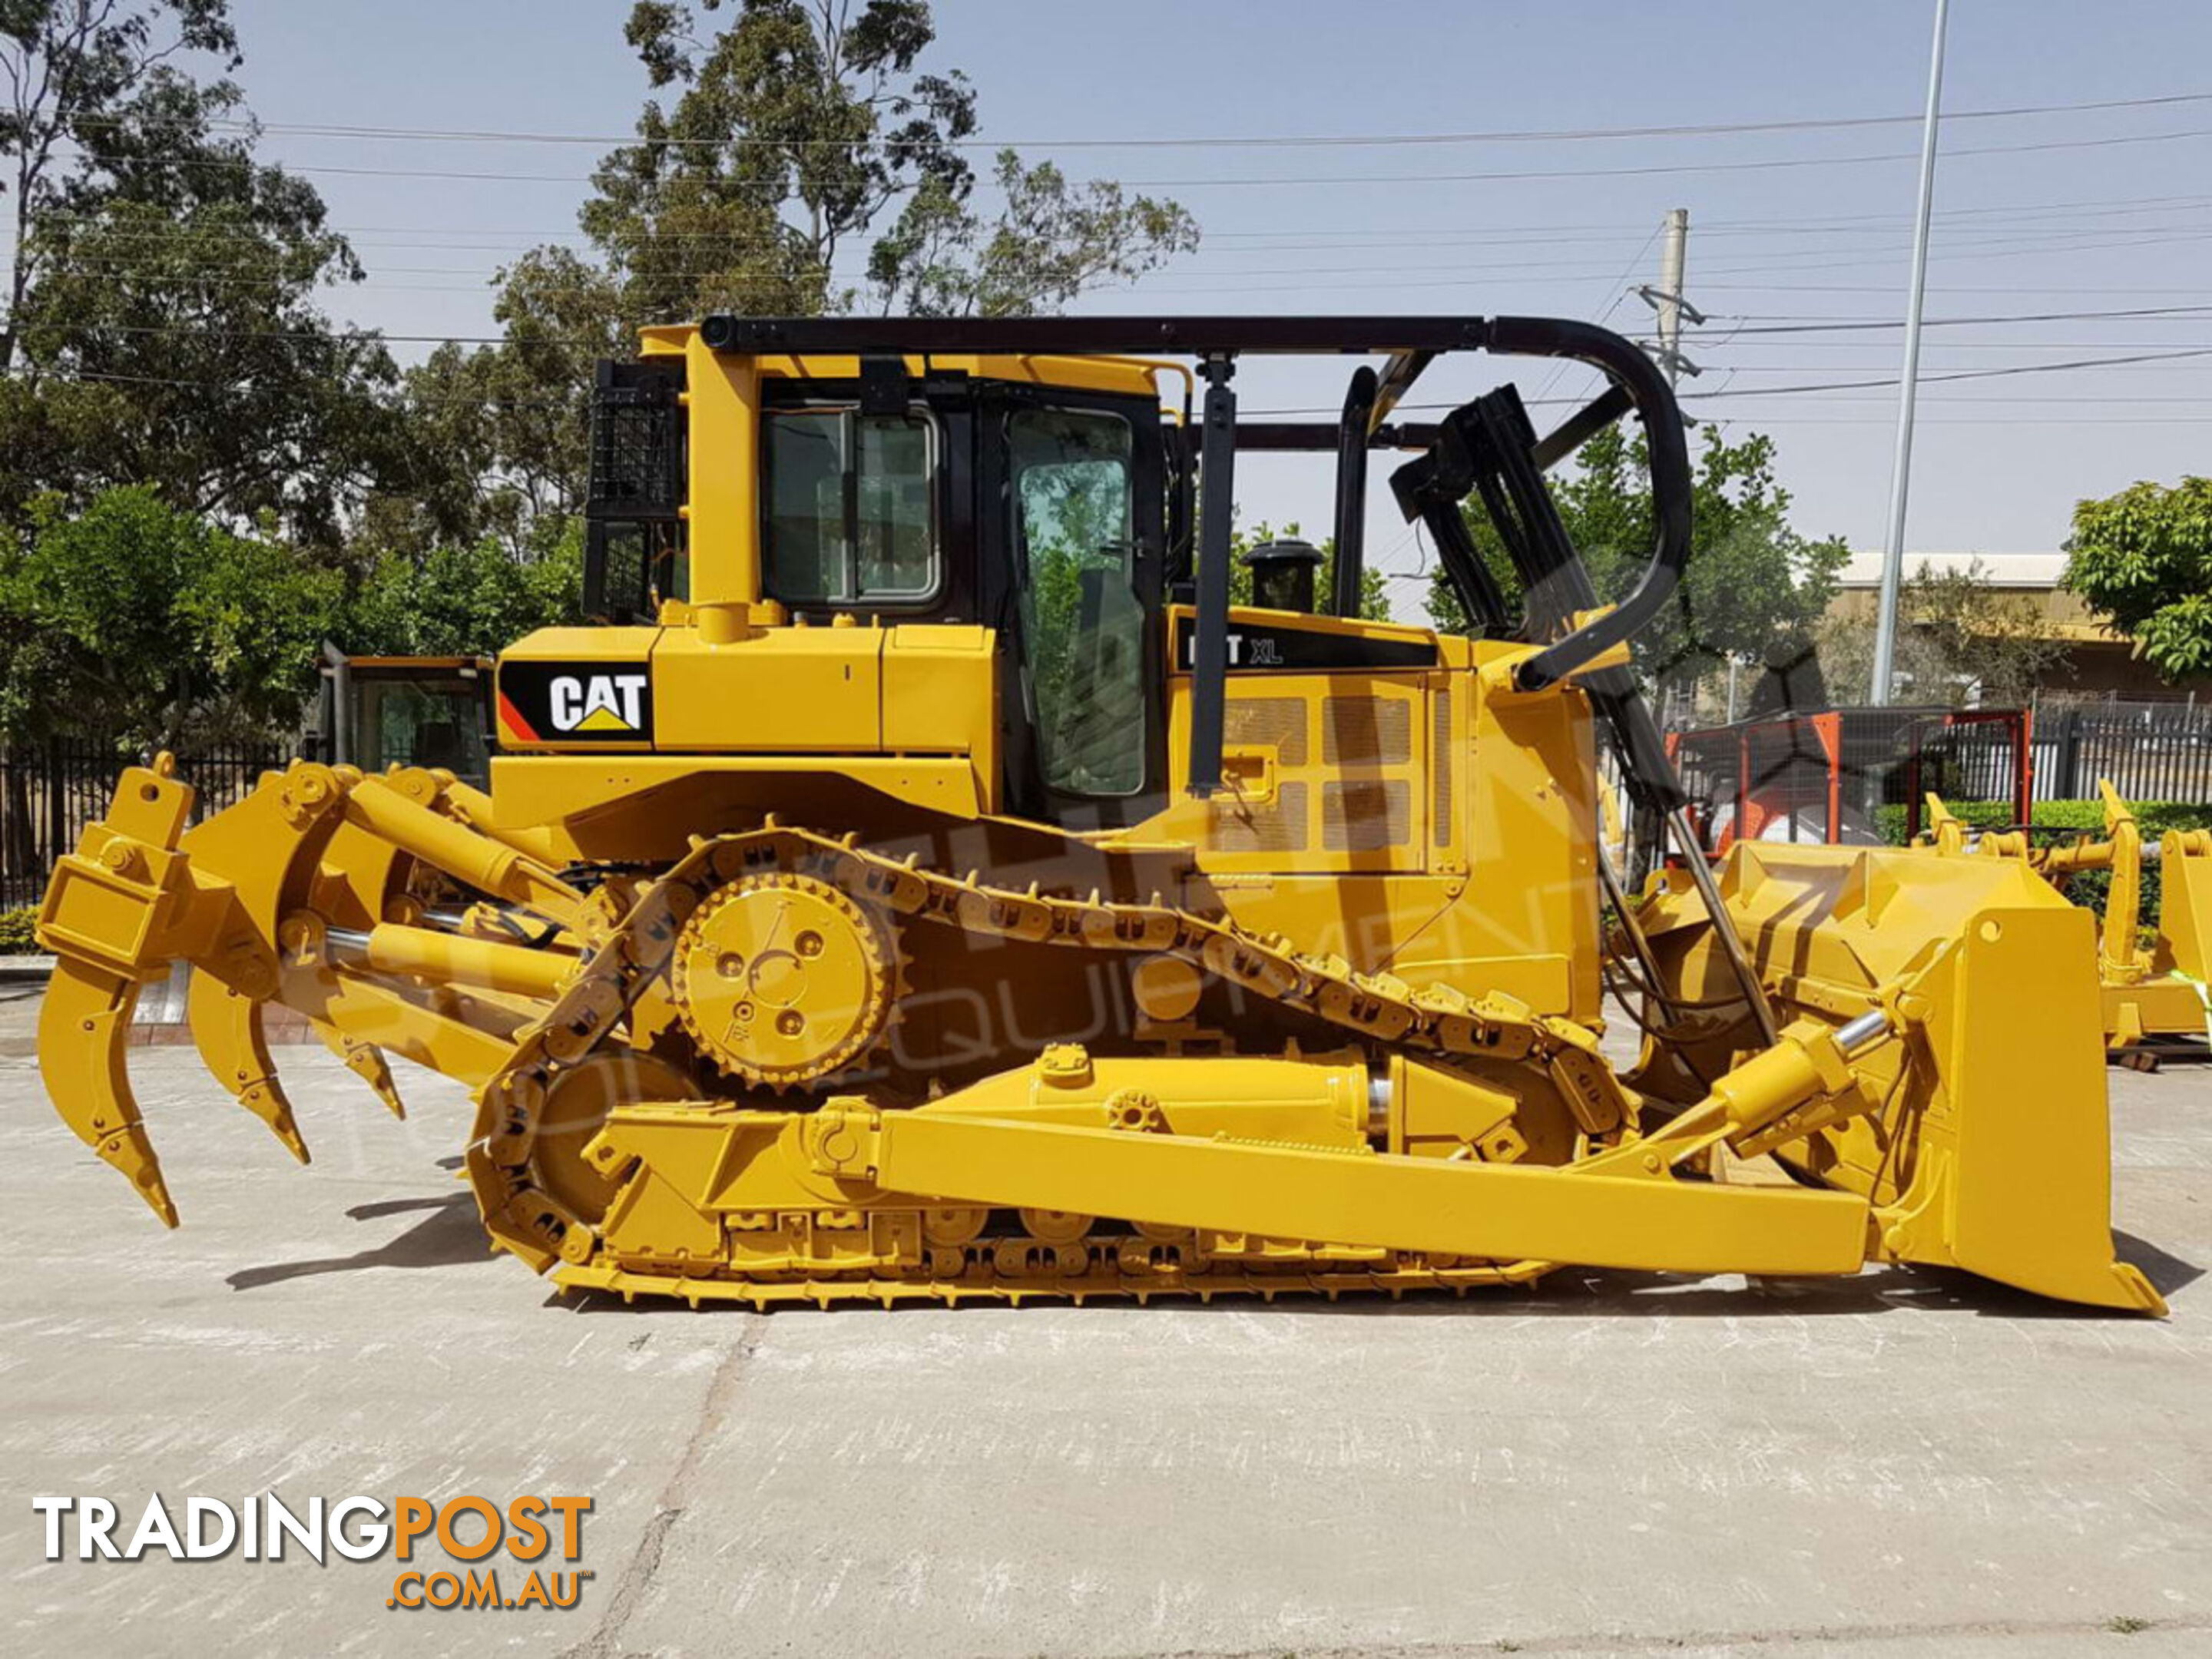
[1869,0,1952,705]
[1630,211,1704,878]
[1638,209,1701,387]
[1637,211,1704,727]
[1654,207,1726,724]
[1657,207,1689,386]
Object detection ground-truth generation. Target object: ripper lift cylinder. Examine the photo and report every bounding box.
[341,922,578,1001]
[341,778,580,921]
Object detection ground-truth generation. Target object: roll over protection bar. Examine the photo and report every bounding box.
[1330,366,1379,619]
[694,313,1695,793]
[1482,317,1694,691]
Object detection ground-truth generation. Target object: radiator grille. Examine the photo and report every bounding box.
[1224,697,1309,765]
[1323,780,1409,852]
[1323,696,1412,767]
[1432,690,1452,848]
[1214,782,1309,853]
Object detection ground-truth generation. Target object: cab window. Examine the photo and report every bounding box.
[763,407,939,605]
[1009,406,1146,798]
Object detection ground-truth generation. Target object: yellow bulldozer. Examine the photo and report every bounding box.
[33,314,2163,1314]
[1925,781,2212,1064]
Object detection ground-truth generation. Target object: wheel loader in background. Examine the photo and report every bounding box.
[33,314,2164,1314]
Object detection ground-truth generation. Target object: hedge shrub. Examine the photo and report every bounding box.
[1873,799,2212,923]
[0,905,40,954]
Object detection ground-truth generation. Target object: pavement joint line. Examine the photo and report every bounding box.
[558,1312,766,1659]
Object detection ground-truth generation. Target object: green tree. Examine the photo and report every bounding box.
[392,250,631,554]
[2064,475,2212,681]
[341,522,587,659]
[609,0,978,314]
[421,1,1197,550]
[0,2,416,544]
[0,485,339,750]
[869,150,1198,317]
[611,0,1194,318]
[1425,423,1846,700]
[0,0,240,368]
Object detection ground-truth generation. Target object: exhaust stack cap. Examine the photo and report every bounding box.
[1242,537,1325,614]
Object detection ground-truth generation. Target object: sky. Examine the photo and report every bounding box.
[204,0,2212,612]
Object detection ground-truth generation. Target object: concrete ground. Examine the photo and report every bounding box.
[2,982,2208,1659]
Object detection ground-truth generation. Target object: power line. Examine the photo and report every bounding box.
[1621,339,2212,350]
[1688,345,2212,398]
[1124,258,2212,300]
[1703,283,2212,297]
[1519,190,2212,231]
[1094,124,2212,188]
[1699,413,2212,425]
[1725,303,2212,333]
[1245,344,2212,419]
[12,190,2210,257]
[10,364,577,408]
[1523,221,1664,426]
[1631,361,2212,375]
[64,119,2212,190]
[74,88,2212,152]
[1700,392,2212,402]
[34,211,2210,284]
[1153,226,2212,284]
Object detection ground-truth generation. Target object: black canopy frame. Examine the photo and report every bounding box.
[702,311,1690,793]
[699,311,1776,1045]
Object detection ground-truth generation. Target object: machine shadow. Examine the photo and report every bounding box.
[2113,1229,2204,1298]
[227,1191,485,1290]
[546,1252,2194,1321]
[1254,1258,2198,1322]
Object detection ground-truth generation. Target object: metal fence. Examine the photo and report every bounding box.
[1665,700,2212,856]
[0,737,292,911]
[1667,707,2032,849]
[2033,702,2212,803]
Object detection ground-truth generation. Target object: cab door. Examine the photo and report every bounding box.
[980,384,1169,831]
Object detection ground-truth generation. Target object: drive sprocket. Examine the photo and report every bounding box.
[669,869,898,1087]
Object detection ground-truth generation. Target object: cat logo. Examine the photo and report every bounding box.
[549,673,649,734]
[495,661,654,746]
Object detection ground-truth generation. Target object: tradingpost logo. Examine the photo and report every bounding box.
[32,1491,596,1614]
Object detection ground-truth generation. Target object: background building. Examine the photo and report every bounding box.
[1829,551,2202,701]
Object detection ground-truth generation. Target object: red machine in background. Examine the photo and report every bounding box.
[1667,707,2032,854]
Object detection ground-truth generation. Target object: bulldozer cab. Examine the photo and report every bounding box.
[751,371,1171,828]
[575,316,1694,846]
[582,341,1177,829]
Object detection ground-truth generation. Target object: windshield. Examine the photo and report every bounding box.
[1008,407,1146,797]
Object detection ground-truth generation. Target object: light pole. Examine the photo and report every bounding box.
[1869,0,1951,705]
